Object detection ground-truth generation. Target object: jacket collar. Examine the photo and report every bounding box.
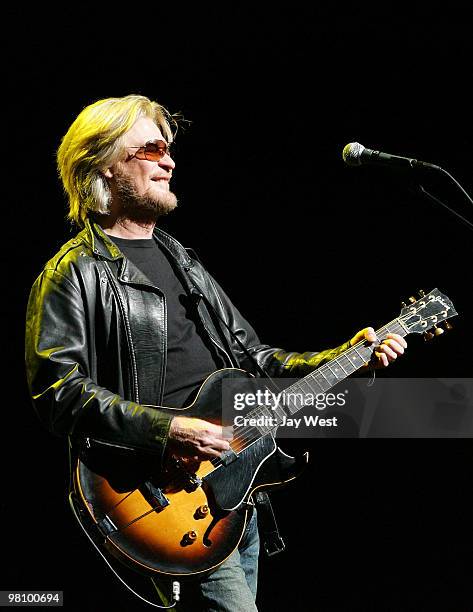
[81,218,194,269]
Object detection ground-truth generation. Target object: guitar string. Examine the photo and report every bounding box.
[209,320,405,459]
[220,301,446,457]
[223,320,406,446]
[208,318,407,462]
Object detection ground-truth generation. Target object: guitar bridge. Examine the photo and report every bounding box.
[97,514,118,537]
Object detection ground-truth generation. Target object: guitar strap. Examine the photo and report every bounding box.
[189,283,286,557]
[254,491,286,556]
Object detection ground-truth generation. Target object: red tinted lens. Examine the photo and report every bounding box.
[144,141,168,161]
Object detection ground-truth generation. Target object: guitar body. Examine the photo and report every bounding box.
[73,369,307,578]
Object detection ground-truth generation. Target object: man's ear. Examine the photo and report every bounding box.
[102,168,114,179]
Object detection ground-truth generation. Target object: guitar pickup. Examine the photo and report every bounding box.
[220,448,238,466]
[171,458,203,492]
[140,481,170,511]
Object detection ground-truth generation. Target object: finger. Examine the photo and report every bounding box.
[383,338,405,355]
[198,447,224,460]
[377,344,397,361]
[200,422,230,440]
[374,351,389,367]
[351,326,377,345]
[197,440,230,460]
[364,327,377,342]
[206,437,231,452]
[386,333,407,349]
[222,425,234,441]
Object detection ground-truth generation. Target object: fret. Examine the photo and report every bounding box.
[297,376,320,398]
[326,360,347,380]
[246,404,262,420]
[347,347,366,368]
[306,373,326,393]
[337,353,357,375]
[353,344,373,363]
[285,396,299,415]
[285,385,306,415]
[376,327,389,341]
[339,351,359,374]
[248,403,274,423]
[332,358,348,376]
[255,421,277,435]
[273,405,287,424]
[323,363,344,386]
[386,319,406,336]
[313,370,332,392]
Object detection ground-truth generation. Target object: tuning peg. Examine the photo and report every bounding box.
[433,325,444,336]
[423,331,434,341]
[444,321,453,331]
[401,301,407,308]
[409,296,417,304]
[418,289,425,297]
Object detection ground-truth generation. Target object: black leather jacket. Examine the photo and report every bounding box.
[25,220,349,464]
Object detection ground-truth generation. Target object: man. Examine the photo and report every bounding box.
[25,94,406,610]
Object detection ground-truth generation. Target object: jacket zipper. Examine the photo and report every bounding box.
[158,294,167,405]
[85,437,138,452]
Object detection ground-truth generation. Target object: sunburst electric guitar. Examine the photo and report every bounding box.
[72,288,457,578]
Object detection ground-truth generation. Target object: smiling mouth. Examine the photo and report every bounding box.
[151,174,171,182]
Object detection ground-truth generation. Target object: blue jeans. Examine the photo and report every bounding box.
[156,509,259,611]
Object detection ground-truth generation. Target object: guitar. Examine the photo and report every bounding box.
[71,288,457,578]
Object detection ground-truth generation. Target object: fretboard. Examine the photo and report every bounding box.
[283,317,407,415]
[222,287,457,456]
[241,317,408,433]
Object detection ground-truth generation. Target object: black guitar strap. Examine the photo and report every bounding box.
[189,283,286,557]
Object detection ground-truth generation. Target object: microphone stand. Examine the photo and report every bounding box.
[416,166,473,233]
[417,183,473,233]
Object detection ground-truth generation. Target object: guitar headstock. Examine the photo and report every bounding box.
[399,289,457,336]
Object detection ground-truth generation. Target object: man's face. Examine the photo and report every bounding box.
[107,117,177,221]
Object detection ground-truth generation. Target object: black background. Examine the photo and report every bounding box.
[3,8,473,611]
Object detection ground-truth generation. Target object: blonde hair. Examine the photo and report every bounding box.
[57,94,176,227]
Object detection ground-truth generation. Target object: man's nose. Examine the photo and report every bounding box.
[158,153,175,171]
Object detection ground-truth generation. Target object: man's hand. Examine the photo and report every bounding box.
[350,327,407,368]
[168,416,232,461]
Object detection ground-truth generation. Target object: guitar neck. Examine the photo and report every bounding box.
[271,317,407,419]
[226,287,456,454]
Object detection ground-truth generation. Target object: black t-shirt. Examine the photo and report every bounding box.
[109,236,221,408]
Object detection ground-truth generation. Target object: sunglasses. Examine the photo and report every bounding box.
[126,140,171,162]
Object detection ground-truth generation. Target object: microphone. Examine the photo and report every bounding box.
[342,142,441,170]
